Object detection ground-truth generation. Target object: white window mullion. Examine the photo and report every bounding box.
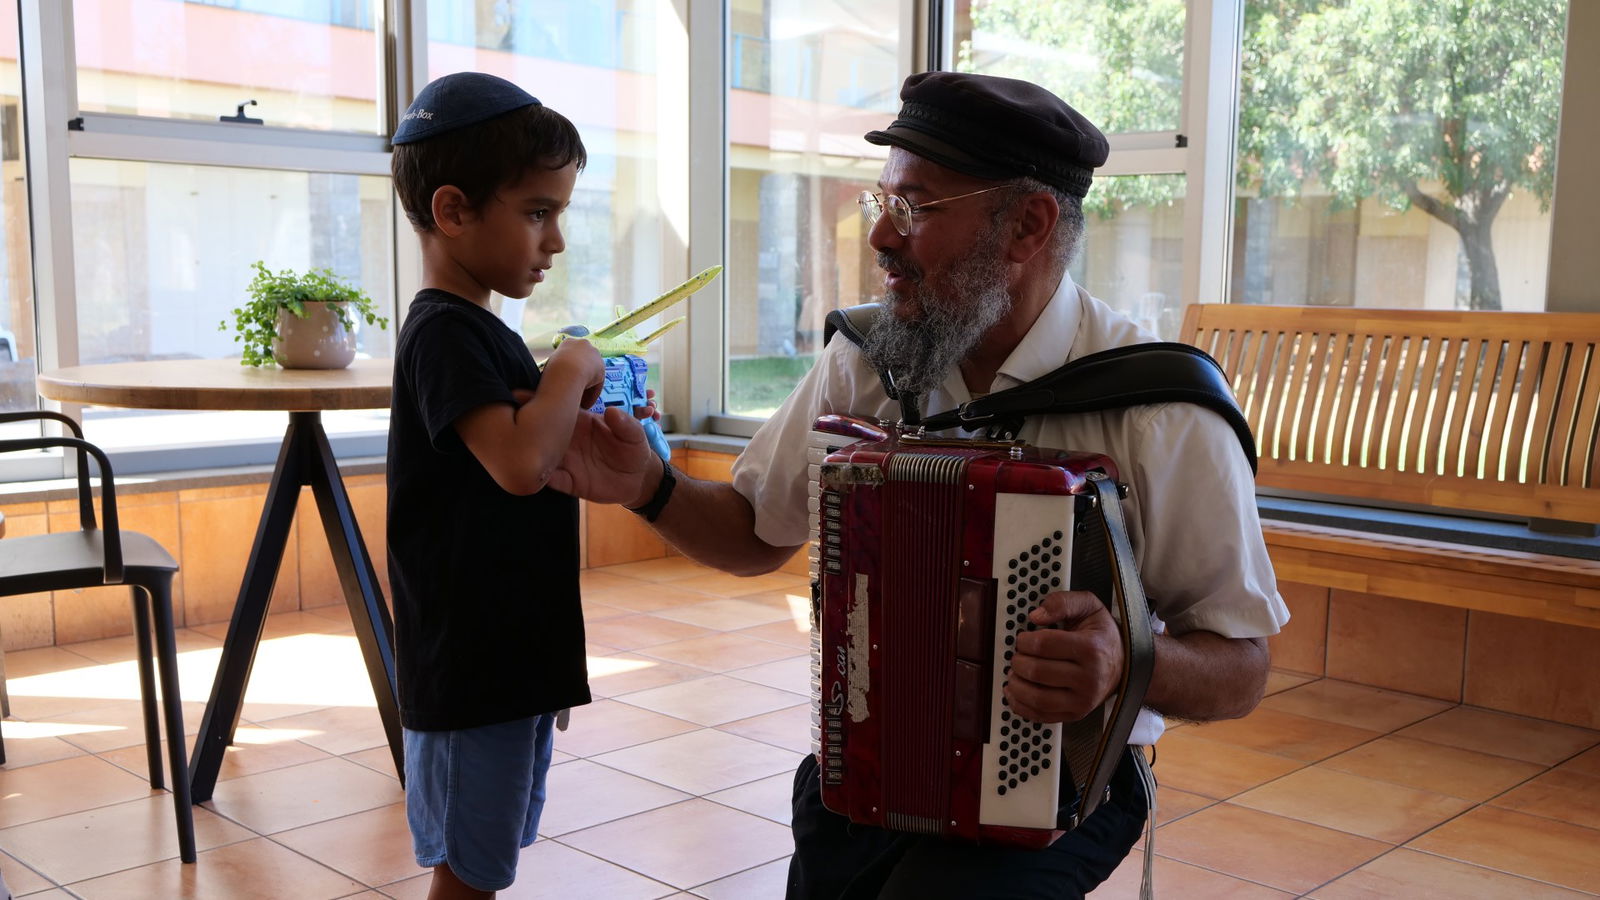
[920,0,950,71]
[66,116,392,175]
[1181,0,1245,306]
[680,0,727,433]
[22,0,79,375]
[1101,137,1187,178]
[1544,1,1598,313]
[391,0,427,319]
[18,0,83,481]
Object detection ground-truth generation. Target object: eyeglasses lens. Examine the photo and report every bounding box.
[884,195,912,235]
[858,191,915,236]
[858,191,882,228]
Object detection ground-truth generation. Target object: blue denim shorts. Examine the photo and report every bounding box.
[403,713,557,892]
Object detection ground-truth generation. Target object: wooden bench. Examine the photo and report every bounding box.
[1178,304,1600,629]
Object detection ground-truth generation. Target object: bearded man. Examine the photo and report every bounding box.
[559,71,1287,899]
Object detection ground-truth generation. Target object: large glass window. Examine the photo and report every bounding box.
[0,5,36,430]
[1073,174,1187,338]
[725,0,904,418]
[1232,0,1568,312]
[70,162,394,450]
[74,0,380,132]
[425,0,681,377]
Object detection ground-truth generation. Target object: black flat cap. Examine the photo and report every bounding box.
[865,72,1108,198]
[392,72,540,145]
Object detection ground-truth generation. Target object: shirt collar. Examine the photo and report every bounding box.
[991,270,1083,391]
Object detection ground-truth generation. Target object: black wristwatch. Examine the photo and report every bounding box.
[627,458,676,523]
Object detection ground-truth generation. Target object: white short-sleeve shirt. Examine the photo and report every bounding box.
[732,273,1289,744]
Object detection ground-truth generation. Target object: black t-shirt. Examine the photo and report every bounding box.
[386,289,589,731]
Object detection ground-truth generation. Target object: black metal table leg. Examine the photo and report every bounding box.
[188,418,308,803]
[305,415,404,782]
[189,412,402,802]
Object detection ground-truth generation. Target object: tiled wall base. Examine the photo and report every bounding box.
[0,473,390,651]
[19,451,1585,734]
[1269,580,1600,731]
[0,449,809,653]
[589,449,809,579]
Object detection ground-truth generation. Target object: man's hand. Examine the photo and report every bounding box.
[1003,590,1125,723]
[547,406,656,503]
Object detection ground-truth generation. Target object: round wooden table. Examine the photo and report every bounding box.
[36,357,391,412]
[37,357,402,801]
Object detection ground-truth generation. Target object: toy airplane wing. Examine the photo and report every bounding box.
[591,265,722,341]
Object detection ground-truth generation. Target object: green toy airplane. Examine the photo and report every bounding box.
[542,264,723,356]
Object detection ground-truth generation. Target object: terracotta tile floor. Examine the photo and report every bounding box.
[1,556,1597,898]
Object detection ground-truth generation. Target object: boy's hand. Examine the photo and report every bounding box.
[636,388,661,423]
[546,337,604,408]
[547,406,656,502]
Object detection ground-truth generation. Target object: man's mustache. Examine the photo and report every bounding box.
[876,252,922,281]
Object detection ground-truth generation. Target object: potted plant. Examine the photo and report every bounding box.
[220,261,390,368]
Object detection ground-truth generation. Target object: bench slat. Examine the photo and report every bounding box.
[1403,334,1444,475]
[1543,343,1588,488]
[1481,340,1523,482]
[1568,346,1600,490]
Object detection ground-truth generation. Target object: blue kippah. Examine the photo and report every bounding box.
[392,72,541,145]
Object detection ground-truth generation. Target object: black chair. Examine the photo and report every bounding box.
[0,411,195,863]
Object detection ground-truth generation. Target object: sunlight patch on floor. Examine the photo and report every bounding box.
[230,726,325,744]
[7,632,381,709]
[236,633,380,708]
[785,591,811,631]
[586,655,657,676]
[0,720,126,739]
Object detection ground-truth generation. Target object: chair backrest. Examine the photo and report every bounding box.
[0,413,124,582]
[1178,303,1600,526]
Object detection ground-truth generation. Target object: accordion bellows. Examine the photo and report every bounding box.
[808,415,1155,848]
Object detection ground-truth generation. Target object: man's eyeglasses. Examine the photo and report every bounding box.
[857,185,1010,237]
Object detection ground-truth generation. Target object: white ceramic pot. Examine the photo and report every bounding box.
[273,302,356,369]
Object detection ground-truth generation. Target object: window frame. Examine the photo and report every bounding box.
[11,0,404,480]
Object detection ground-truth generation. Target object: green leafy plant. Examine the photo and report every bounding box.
[220,261,390,367]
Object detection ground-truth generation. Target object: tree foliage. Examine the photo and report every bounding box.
[960,0,1568,309]
[1242,0,1564,309]
[957,0,1187,216]
[1242,0,1562,208]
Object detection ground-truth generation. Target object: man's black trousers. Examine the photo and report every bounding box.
[785,747,1148,899]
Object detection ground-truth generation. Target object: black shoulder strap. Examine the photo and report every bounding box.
[824,304,922,425]
[922,342,1257,473]
[823,303,881,354]
[822,303,1255,472]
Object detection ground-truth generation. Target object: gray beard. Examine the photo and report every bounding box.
[862,236,1013,400]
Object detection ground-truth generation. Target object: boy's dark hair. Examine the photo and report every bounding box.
[391,103,587,232]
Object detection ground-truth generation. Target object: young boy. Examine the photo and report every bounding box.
[386,72,614,899]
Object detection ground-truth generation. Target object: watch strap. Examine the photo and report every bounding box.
[627,458,676,522]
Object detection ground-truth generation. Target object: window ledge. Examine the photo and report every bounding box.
[0,456,387,505]
[0,432,753,506]
[679,433,751,455]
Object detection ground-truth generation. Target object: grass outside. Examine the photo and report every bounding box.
[727,355,819,418]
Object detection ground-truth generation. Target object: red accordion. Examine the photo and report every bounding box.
[807,415,1154,849]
